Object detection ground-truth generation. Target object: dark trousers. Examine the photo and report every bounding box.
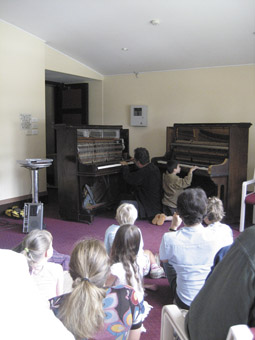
[163,262,190,310]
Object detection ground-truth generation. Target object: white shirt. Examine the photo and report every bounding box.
[159,224,233,306]
[206,221,233,241]
[31,261,64,300]
[110,262,144,302]
[0,250,74,340]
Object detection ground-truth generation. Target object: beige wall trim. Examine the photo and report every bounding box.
[0,191,48,206]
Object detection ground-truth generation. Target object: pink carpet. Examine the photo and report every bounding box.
[0,215,240,340]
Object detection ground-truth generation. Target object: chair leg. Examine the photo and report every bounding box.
[239,204,246,232]
[252,205,255,225]
[240,186,247,232]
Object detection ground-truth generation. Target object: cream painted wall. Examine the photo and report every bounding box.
[1,19,254,203]
[45,46,103,81]
[103,65,255,178]
[87,79,104,125]
[0,21,46,201]
[0,21,104,202]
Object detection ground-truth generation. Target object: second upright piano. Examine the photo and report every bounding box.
[55,124,132,223]
[155,123,251,222]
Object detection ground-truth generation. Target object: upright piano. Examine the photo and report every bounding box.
[154,123,251,222]
[55,124,131,223]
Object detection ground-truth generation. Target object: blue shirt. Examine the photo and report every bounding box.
[159,224,233,306]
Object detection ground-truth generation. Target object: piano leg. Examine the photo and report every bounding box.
[212,177,228,212]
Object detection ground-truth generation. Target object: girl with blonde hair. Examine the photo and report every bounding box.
[21,229,63,301]
[50,239,142,340]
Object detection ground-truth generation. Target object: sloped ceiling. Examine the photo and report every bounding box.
[1,0,254,78]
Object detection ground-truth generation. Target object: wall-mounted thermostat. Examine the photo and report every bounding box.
[130,105,148,127]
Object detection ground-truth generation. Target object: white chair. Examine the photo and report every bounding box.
[160,304,188,340]
[160,304,254,340]
[226,325,253,340]
[239,169,255,232]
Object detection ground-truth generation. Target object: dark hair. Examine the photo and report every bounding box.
[134,147,150,165]
[177,188,207,226]
[166,160,179,174]
[111,224,141,287]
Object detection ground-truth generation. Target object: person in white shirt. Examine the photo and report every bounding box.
[159,188,233,309]
[0,249,74,340]
[204,196,233,242]
[21,229,64,301]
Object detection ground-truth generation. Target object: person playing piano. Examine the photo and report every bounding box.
[120,147,162,221]
[152,160,197,226]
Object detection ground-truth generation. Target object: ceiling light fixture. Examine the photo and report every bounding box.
[150,19,160,26]
[121,47,128,51]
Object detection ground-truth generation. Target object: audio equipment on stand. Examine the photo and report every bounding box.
[17,159,53,233]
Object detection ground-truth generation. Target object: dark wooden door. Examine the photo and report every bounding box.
[55,83,88,125]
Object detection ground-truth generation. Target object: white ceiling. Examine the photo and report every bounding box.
[1,0,255,81]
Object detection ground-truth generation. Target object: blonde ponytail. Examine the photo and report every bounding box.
[58,239,110,340]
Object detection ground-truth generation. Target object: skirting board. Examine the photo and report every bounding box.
[0,191,48,214]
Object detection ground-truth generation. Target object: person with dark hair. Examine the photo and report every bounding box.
[120,147,162,220]
[164,161,197,216]
[152,160,196,225]
[159,188,233,309]
[186,226,255,340]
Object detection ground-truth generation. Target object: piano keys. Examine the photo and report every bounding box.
[154,123,251,222]
[55,124,131,223]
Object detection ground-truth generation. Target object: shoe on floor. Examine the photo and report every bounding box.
[152,214,161,225]
[150,266,166,279]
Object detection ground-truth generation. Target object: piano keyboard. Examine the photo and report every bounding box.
[157,160,208,171]
[97,161,134,170]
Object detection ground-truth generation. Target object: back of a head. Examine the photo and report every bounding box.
[111,224,141,263]
[59,239,109,340]
[111,225,142,288]
[166,160,179,174]
[21,229,52,268]
[207,196,225,223]
[0,250,74,340]
[116,203,138,226]
[134,147,150,165]
[69,239,109,287]
[177,188,207,226]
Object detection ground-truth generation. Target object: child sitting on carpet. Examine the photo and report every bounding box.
[49,239,142,340]
[104,203,165,279]
[106,224,152,329]
[21,229,64,301]
[204,196,233,242]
